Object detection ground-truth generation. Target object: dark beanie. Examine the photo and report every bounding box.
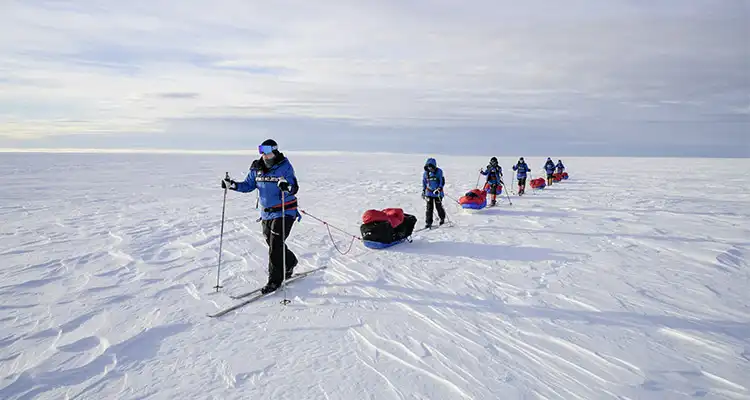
[261,139,278,147]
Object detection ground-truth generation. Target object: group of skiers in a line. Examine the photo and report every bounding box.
[220,139,566,295]
[422,156,565,226]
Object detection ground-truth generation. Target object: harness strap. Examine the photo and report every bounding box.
[263,199,298,213]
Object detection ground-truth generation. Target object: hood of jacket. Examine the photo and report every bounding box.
[424,158,437,171]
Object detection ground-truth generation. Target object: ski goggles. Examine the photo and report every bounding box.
[258,144,278,154]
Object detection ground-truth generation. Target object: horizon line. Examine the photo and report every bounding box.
[0,147,746,159]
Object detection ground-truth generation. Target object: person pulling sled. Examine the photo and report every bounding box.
[544,157,556,186]
[422,158,446,229]
[221,139,300,294]
[556,159,565,174]
[480,157,503,206]
[512,157,531,195]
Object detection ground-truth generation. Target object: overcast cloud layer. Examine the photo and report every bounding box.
[0,0,748,156]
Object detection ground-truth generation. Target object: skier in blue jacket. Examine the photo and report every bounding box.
[222,139,300,294]
[556,160,565,174]
[512,157,531,195]
[544,157,556,186]
[422,158,446,229]
[480,157,503,206]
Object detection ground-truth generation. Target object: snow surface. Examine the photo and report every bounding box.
[1,152,749,400]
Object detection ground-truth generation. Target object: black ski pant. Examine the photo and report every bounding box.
[262,216,298,285]
[425,197,446,226]
[518,177,526,193]
[486,183,501,195]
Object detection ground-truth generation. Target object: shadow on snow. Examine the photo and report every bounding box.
[392,240,582,262]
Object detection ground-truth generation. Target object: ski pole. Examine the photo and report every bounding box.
[475,170,482,188]
[281,189,291,305]
[501,178,513,206]
[443,201,456,227]
[214,172,229,292]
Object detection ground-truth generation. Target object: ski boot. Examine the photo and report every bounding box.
[284,259,298,279]
[260,281,280,294]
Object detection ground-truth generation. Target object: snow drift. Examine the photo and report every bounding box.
[0,152,748,400]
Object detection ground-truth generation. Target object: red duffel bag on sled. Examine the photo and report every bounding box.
[361,208,416,249]
[530,177,546,189]
[383,208,405,227]
[362,208,404,227]
[459,189,487,210]
[553,173,563,182]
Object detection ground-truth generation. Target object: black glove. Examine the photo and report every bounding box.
[277,177,290,192]
[221,178,237,190]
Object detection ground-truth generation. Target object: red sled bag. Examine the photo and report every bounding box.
[362,209,389,225]
[362,208,405,228]
[383,208,405,227]
[530,178,546,189]
[362,208,404,228]
[360,208,416,248]
[459,189,488,210]
[553,173,563,182]
[459,189,487,205]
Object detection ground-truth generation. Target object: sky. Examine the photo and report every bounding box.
[0,0,748,157]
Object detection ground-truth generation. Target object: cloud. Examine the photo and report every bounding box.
[0,0,747,155]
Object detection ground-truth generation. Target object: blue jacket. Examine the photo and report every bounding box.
[556,161,565,173]
[544,160,556,174]
[512,162,530,179]
[422,158,445,198]
[481,165,503,184]
[235,153,300,221]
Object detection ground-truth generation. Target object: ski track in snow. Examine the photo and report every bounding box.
[1,153,749,399]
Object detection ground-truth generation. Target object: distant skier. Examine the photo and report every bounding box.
[556,160,565,174]
[512,157,531,195]
[544,157,556,186]
[221,139,300,294]
[422,158,446,229]
[480,157,503,206]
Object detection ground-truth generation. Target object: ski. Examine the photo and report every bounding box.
[229,287,262,300]
[414,222,453,234]
[230,266,329,299]
[208,266,327,318]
